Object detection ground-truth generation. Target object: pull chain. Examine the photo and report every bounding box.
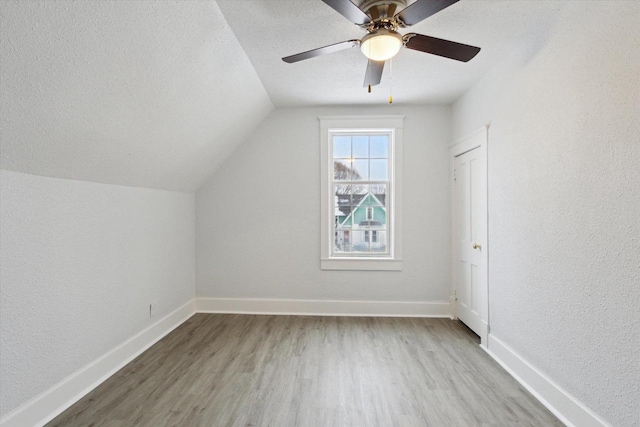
[367,56,372,93]
[388,57,393,104]
[367,41,373,94]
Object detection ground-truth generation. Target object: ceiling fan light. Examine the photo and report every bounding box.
[360,29,403,61]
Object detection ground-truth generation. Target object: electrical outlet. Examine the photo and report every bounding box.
[149,301,158,318]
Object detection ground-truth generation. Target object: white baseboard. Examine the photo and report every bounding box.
[0,299,196,427]
[5,304,612,427]
[196,297,451,317]
[484,334,612,427]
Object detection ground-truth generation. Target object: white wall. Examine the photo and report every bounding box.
[196,105,451,302]
[452,3,640,426]
[0,170,196,417]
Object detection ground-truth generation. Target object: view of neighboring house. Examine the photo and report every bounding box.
[1,2,637,426]
[334,191,387,253]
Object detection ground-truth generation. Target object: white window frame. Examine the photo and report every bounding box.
[320,116,403,271]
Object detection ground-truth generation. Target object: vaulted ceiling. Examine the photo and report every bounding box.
[0,1,273,192]
[0,0,563,192]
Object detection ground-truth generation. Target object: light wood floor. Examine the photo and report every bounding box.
[48,314,562,426]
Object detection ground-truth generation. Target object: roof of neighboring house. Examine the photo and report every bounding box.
[336,193,386,214]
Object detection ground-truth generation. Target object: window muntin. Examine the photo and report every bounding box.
[331,132,391,256]
[319,115,403,271]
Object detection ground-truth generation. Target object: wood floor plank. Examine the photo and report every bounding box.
[47,315,563,427]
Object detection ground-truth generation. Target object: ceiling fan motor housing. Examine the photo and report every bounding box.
[359,0,408,23]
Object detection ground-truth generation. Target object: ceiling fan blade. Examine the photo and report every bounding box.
[321,0,371,25]
[395,0,459,26]
[404,33,480,62]
[364,60,385,87]
[282,40,360,63]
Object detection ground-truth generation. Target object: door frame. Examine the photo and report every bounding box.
[449,125,490,347]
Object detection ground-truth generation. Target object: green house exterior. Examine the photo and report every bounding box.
[340,193,386,228]
[334,192,388,253]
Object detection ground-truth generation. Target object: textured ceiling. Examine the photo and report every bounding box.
[217,0,563,106]
[0,0,564,191]
[0,0,273,192]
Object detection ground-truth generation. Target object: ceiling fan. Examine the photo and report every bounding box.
[282,0,481,90]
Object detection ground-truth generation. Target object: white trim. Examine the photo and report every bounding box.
[321,258,402,270]
[449,125,489,346]
[320,115,403,271]
[450,126,485,157]
[319,115,405,126]
[484,334,613,427]
[3,302,612,427]
[449,126,486,149]
[0,300,197,427]
[196,297,450,318]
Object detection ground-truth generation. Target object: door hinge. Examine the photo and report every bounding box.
[453,289,458,301]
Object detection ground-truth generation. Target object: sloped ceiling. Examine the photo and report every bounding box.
[217,0,563,106]
[0,0,273,192]
[1,0,563,191]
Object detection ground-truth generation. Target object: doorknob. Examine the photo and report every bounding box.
[472,243,481,250]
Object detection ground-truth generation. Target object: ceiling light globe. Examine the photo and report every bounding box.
[360,29,403,61]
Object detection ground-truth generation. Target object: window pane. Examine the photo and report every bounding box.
[376,208,387,227]
[370,135,388,158]
[336,184,367,201]
[351,160,368,180]
[370,159,387,180]
[370,184,386,206]
[333,136,351,158]
[335,208,350,227]
[350,230,367,252]
[357,188,386,228]
[327,128,394,259]
[352,184,368,208]
[334,199,349,226]
[352,136,369,158]
[357,208,385,227]
[335,184,358,205]
[334,160,361,181]
[335,229,351,252]
[371,230,387,252]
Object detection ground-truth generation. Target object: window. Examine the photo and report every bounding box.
[320,116,403,271]
[333,133,389,255]
[364,230,379,243]
[366,207,374,221]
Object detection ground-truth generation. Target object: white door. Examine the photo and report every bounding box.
[453,145,487,339]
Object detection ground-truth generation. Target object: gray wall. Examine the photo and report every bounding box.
[451,3,640,426]
[0,171,196,416]
[196,105,451,302]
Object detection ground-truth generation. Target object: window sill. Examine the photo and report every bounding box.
[320,258,403,271]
